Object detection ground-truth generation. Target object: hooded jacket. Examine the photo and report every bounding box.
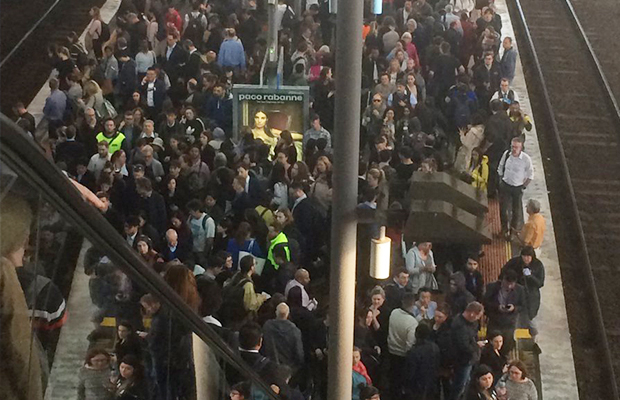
[470,155,489,191]
[261,318,304,368]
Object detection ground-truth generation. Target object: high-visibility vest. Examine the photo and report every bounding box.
[267,232,290,269]
[96,131,126,154]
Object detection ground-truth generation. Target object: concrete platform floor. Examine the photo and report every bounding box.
[495,0,580,397]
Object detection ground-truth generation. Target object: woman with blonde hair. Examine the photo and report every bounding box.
[311,156,333,214]
[312,155,332,178]
[82,80,106,117]
[1,194,43,400]
[86,7,104,58]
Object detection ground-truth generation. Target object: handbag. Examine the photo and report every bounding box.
[238,239,266,276]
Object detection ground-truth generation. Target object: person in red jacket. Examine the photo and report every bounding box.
[165,6,183,36]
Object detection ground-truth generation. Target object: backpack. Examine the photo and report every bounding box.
[184,13,206,44]
[221,278,251,320]
[100,21,111,42]
[189,213,213,237]
[286,55,306,79]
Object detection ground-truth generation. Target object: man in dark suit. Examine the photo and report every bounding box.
[233,323,282,388]
[162,228,191,263]
[290,182,323,264]
[123,215,141,248]
[136,177,167,236]
[140,67,167,118]
[484,99,513,196]
[184,39,202,80]
[75,160,96,191]
[55,126,86,175]
[160,33,188,84]
[362,46,388,90]
[237,163,261,206]
[98,192,124,234]
[396,0,415,30]
[473,52,502,112]
[231,175,253,221]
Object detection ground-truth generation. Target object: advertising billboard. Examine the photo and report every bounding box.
[232,85,310,159]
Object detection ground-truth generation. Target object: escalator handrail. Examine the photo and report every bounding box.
[0,114,279,400]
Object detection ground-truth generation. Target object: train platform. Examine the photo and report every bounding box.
[28,0,580,398]
[493,0,579,398]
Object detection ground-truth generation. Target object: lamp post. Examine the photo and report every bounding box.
[327,0,363,399]
[370,227,392,279]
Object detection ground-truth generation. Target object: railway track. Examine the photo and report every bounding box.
[508,0,620,398]
[0,0,104,114]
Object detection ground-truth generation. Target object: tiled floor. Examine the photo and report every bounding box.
[479,199,511,283]
[495,0,580,398]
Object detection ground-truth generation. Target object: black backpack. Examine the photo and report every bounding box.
[184,13,205,44]
[221,278,251,321]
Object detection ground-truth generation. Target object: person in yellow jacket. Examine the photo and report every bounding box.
[468,148,489,192]
[96,118,127,155]
[263,223,291,292]
[267,224,290,268]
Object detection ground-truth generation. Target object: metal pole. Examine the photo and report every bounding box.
[293,0,302,20]
[266,0,279,86]
[327,0,362,398]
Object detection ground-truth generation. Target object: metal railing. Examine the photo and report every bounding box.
[0,114,279,400]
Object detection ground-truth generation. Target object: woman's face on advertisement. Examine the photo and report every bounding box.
[254,112,267,129]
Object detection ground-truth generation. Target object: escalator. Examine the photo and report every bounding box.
[0,114,279,400]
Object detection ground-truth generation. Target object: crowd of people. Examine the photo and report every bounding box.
[5,0,552,399]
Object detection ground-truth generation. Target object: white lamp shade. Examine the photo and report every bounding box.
[372,0,383,15]
[370,236,391,279]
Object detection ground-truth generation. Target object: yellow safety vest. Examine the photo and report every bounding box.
[96,131,126,155]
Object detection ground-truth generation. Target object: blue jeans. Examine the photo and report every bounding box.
[450,363,473,400]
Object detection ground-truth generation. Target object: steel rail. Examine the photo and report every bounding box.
[507,0,620,398]
[0,0,62,68]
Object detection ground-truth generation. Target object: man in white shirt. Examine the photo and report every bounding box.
[139,120,159,141]
[490,78,520,107]
[387,292,418,399]
[497,137,533,239]
[284,268,318,311]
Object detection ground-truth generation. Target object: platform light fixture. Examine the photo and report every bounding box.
[370,226,391,279]
[372,0,383,15]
